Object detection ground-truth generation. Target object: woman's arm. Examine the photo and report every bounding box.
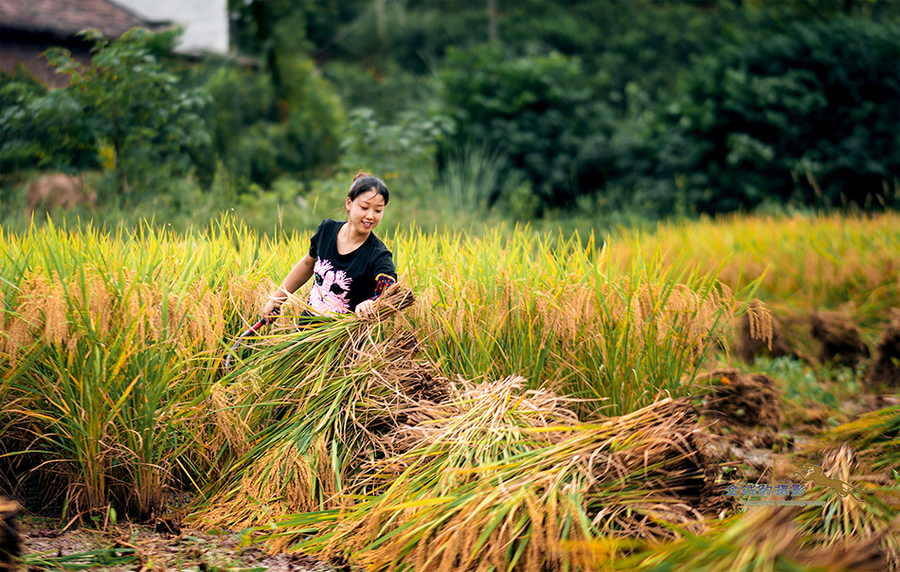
[262,254,315,319]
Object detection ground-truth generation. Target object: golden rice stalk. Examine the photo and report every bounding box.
[818,405,900,476]
[2,273,50,366]
[201,438,335,531]
[533,283,597,348]
[225,274,277,325]
[629,283,737,350]
[385,375,579,460]
[792,443,900,567]
[270,396,719,570]
[209,380,256,457]
[619,505,892,572]
[743,298,775,350]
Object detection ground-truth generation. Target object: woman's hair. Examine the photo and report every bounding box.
[348,171,390,205]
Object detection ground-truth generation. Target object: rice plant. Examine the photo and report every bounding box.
[0,217,277,519]
[2,211,896,572]
[396,226,760,416]
[194,286,423,529]
[613,212,900,334]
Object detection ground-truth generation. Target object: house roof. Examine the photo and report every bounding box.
[0,0,167,40]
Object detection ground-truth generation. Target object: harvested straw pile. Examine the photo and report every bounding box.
[866,309,900,390]
[195,285,452,530]
[625,504,891,572]
[792,444,900,569]
[697,368,781,430]
[821,405,900,476]
[266,393,720,571]
[199,284,731,571]
[810,309,870,368]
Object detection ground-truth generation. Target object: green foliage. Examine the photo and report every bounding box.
[40,28,212,198]
[4,0,900,225]
[277,55,346,178]
[0,65,99,176]
[203,65,276,168]
[339,107,452,185]
[199,54,346,189]
[741,356,843,420]
[321,60,436,122]
[645,17,900,214]
[439,45,614,209]
[432,141,510,214]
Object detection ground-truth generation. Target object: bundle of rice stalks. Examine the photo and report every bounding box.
[809,309,870,368]
[193,285,442,530]
[613,505,891,572]
[264,394,720,571]
[791,444,900,569]
[865,308,900,390]
[697,368,781,431]
[814,407,900,487]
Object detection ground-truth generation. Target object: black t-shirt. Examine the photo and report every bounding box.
[307,219,396,314]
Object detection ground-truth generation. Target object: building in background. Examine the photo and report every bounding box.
[0,0,167,86]
[113,0,228,56]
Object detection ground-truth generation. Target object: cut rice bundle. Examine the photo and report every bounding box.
[266,394,720,570]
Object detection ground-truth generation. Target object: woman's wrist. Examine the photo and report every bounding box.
[270,287,288,303]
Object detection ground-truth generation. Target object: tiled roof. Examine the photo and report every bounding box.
[0,0,164,39]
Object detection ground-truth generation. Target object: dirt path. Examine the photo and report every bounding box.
[19,519,337,572]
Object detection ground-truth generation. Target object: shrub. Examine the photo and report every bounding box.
[438,45,613,211]
[651,17,900,214]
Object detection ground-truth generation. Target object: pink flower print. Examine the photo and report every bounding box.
[310,258,352,313]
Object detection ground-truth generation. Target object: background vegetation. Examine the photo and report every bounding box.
[1,0,897,235]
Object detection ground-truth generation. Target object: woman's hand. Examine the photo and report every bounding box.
[355,299,377,320]
[262,291,285,323]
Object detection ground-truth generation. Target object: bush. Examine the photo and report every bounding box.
[439,45,614,211]
[43,28,212,199]
[0,65,100,177]
[650,17,900,214]
[200,54,346,188]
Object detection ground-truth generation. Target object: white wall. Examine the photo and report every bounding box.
[115,0,229,54]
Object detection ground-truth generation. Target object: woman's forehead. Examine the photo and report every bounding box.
[354,189,385,205]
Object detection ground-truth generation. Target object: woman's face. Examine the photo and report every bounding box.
[345,189,385,236]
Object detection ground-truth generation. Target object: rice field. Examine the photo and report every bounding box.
[2,212,899,571]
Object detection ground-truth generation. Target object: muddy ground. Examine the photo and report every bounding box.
[14,517,337,572]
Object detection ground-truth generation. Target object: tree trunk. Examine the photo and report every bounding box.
[487,0,498,43]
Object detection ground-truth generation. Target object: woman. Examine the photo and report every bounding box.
[262,172,396,322]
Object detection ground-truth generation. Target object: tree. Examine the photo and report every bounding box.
[44,28,211,196]
[655,17,900,213]
[439,45,613,211]
[0,65,98,178]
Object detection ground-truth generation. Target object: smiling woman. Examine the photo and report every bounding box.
[262,172,396,321]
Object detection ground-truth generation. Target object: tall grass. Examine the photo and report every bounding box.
[0,217,274,517]
[614,213,900,331]
[396,226,750,416]
[1,210,896,572]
